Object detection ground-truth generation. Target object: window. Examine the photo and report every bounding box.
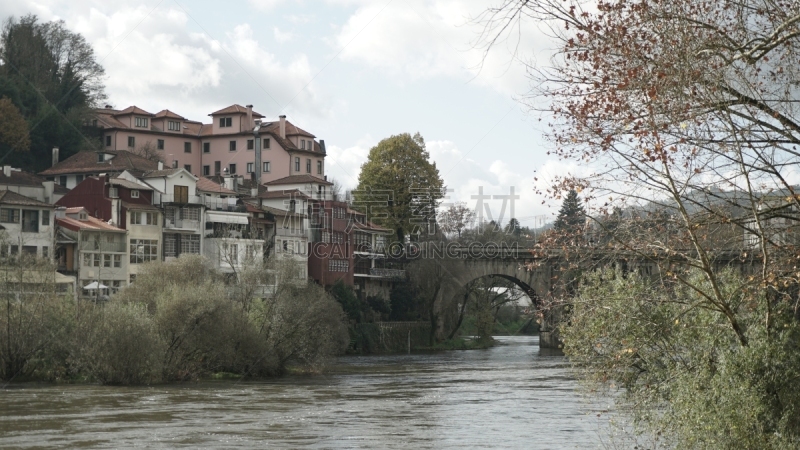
[41,210,50,226]
[59,176,67,187]
[21,210,39,232]
[184,164,192,173]
[135,117,148,128]
[104,254,112,267]
[76,175,84,183]
[306,158,311,173]
[203,142,210,153]
[219,117,232,127]
[130,190,139,199]
[128,136,135,147]
[97,153,105,163]
[214,161,221,175]
[157,139,164,150]
[105,135,111,147]
[181,234,200,254]
[163,235,176,257]
[328,259,349,272]
[130,239,159,264]
[317,160,322,175]
[263,162,271,173]
[172,160,178,169]
[131,211,157,225]
[247,139,254,150]
[109,187,119,198]
[168,120,180,131]
[184,142,191,153]
[246,163,254,173]
[203,165,210,176]
[114,254,121,268]
[173,185,189,204]
[93,253,101,267]
[228,163,236,174]
[42,246,48,258]
[22,246,36,256]
[301,139,305,149]
[229,140,237,151]
[263,138,270,149]
[222,243,238,264]
[295,157,300,172]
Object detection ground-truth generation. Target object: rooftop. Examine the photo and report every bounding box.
[0,190,54,208]
[39,150,159,177]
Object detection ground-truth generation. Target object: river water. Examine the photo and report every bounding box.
[0,336,617,449]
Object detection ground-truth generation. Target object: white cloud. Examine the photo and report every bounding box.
[333,0,550,96]
[273,26,294,43]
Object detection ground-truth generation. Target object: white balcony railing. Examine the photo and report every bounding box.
[159,194,202,205]
[164,218,201,231]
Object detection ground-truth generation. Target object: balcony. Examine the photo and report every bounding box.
[275,227,307,238]
[79,241,126,253]
[164,218,201,231]
[354,266,405,279]
[160,194,202,205]
[202,197,246,212]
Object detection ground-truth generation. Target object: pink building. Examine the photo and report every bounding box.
[92,104,327,185]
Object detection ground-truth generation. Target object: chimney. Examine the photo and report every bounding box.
[55,206,66,219]
[246,104,253,131]
[319,140,326,155]
[2,166,10,178]
[279,115,286,139]
[42,180,54,203]
[104,104,113,109]
[52,147,60,167]
[158,161,164,170]
[110,198,120,227]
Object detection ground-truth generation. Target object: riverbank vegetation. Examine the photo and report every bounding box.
[0,255,349,384]
[478,0,800,447]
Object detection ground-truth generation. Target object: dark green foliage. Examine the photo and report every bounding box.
[0,15,105,171]
[366,294,391,315]
[389,281,419,321]
[553,190,585,232]
[330,280,361,321]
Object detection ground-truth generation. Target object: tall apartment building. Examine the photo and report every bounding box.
[90,104,327,185]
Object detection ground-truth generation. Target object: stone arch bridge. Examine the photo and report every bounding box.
[416,243,755,348]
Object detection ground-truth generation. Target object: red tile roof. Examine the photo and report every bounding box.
[209,104,265,117]
[39,151,159,176]
[56,215,125,232]
[196,177,236,195]
[265,174,332,186]
[0,190,54,207]
[258,188,310,199]
[0,167,51,188]
[113,106,155,116]
[154,109,186,119]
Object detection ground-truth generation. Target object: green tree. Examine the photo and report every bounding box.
[354,133,444,242]
[504,217,521,237]
[438,201,476,239]
[553,190,585,232]
[0,15,105,170]
[0,97,29,154]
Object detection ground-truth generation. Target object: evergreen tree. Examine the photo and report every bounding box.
[0,15,106,171]
[504,217,521,236]
[553,190,585,232]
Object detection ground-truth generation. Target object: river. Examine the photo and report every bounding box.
[0,335,617,449]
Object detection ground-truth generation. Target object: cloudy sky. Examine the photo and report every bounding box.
[1,0,573,227]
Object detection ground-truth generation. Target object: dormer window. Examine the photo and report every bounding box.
[79,212,88,221]
[131,190,140,198]
[219,117,232,127]
[168,120,181,131]
[97,153,104,163]
[135,117,148,128]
